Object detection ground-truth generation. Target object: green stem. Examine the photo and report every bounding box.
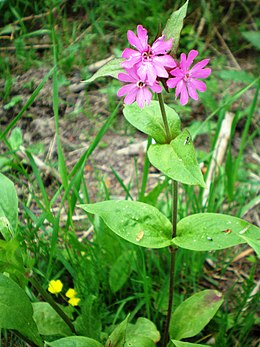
[29,276,76,334]
[162,181,178,346]
[158,93,171,143]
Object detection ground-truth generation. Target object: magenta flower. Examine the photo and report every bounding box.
[117,67,162,108]
[167,50,211,105]
[121,25,176,85]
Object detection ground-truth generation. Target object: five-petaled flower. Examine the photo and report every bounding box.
[66,288,80,307]
[121,25,176,84]
[167,50,211,105]
[48,279,63,294]
[117,67,162,108]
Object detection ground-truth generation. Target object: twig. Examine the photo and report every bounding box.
[203,112,235,205]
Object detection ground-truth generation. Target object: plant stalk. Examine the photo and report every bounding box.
[162,179,178,347]
[158,93,171,143]
[29,276,76,334]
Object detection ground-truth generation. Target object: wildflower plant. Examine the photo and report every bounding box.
[0,1,259,347]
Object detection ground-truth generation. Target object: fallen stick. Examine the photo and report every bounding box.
[202,112,234,205]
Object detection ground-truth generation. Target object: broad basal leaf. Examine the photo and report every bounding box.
[170,290,223,340]
[163,0,189,54]
[0,273,43,346]
[109,250,134,293]
[125,336,156,347]
[46,336,103,347]
[148,129,205,187]
[0,173,18,236]
[126,317,160,343]
[123,101,180,143]
[83,58,124,83]
[173,213,260,251]
[79,201,172,249]
[33,302,72,337]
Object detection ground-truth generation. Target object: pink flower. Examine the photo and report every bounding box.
[117,67,162,108]
[121,25,176,85]
[167,50,211,105]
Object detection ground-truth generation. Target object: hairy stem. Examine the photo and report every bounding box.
[158,93,171,143]
[29,276,76,334]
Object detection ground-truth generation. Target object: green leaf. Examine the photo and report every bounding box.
[171,340,208,347]
[239,235,260,258]
[0,173,18,236]
[173,213,260,251]
[0,239,25,286]
[46,336,103,347]
[9,127,23,150]
[105,315,129,347]
[148,129,205,187]
[126,317,160,343]
[109,250,134,293]
[83,58,124,83]
[0,214,14,240]
[32,302,72,337]
[170,290,223,340]
[79,201,172,249]
[125,336,156,347]
[242,31,260,50]
[219,70,254,84]
[0,273,43,346]
[163,0,189,54]
[123,101,180,143]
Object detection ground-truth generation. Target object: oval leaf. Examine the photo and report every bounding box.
[126,317,160,343]
[125,336,156,347]
[171,340,208,347]
[0,173,18,236]
[33,302,72,337]
[239,235,260,258]
[83,58,124,83]
[46,336,103,347]
[163,0,189,54]
[0,273,43,346]
[123,101,180,143]
[174,213,260,251]
[148,129,205,187]
[170,290,223,340]
[79,201,172,249]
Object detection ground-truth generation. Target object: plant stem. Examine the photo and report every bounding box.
[162,180,178,347]
[158,93,171,143]
[29,276,76,334]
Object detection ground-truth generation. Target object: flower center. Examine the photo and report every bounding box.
[137,81,145,88]
[184,73,190,82]
[142,45,153,62]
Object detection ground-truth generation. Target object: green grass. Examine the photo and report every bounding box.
[0,0,259,346]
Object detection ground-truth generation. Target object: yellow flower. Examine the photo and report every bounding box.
[68,296,80,306]
[48,279,63,294]
[65,288,77,298]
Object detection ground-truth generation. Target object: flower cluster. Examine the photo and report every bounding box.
[118,25,211,107]
[48,279,80,307]
[118,25,175,108]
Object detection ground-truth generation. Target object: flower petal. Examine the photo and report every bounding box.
[167,77,182,89]
[137,25,148,50]
[124,87,138,104]
[143,87,152,105]
[186,50,198,69]
[118,72,136,83]
[191,68,211,79]
[190,79,207,92]
[153,61,168,79]
[136,88,145,108]
[176,79,185,97]
[122,48,139,59]
[169,67,184,78]
[180,84,189,105]
[152,36,173,54]
[187,83,198,100]
[117,84,136,97]
[127,30,143,51]
[190,59,210,73]
[149,82,162,93]
[154,55,176,68]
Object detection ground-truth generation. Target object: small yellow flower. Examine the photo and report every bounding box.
[68,297,80,306]
[65,288,77,298]
[48,279,63,294]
